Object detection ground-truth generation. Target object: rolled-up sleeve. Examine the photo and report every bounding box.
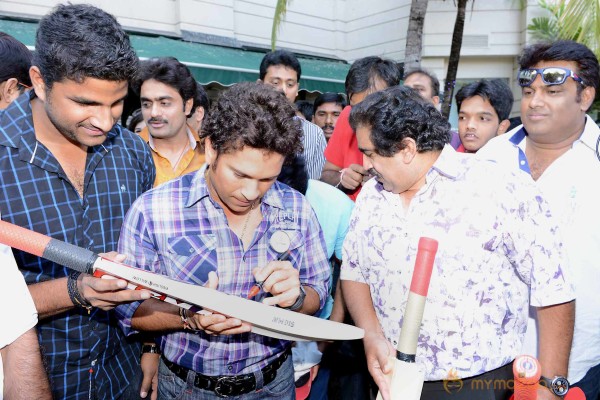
[114,197,160,336]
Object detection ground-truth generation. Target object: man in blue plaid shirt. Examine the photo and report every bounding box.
[0,4,155,399]
[116,82,331,399]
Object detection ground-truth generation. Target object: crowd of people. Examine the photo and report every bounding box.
[0,3,599,400]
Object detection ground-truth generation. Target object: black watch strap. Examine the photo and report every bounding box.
[284,284,306,311]
[141,344,161,355]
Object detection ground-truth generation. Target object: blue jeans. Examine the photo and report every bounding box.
[573,362,600,400]
[157,356,295,400]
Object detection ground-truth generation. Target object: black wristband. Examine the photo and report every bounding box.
[284,284,306,312]
[141,344,161,355]
[67,271,93,314]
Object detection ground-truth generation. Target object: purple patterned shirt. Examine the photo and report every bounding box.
[341,145,574,380]
[115,165,330,376]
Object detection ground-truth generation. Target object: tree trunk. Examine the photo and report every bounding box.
[404,0,429,74]
[441,0,468,119]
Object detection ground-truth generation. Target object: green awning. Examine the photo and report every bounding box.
[0,18,349,93]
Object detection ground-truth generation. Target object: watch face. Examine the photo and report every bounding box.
[551,376,570,396]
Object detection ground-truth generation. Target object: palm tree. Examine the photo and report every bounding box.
[527,0,563,42]
[404,0,430,73]
[556,0,600,59]
[271,0,291,51]
[440,0,469,119]
[528,0,600,60]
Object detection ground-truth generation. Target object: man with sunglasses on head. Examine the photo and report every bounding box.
[479,40,600,399]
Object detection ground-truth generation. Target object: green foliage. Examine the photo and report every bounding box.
[528,0,599,60]
[528,16,559,42]
[271,0,291,51]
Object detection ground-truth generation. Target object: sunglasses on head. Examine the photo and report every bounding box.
[517,67,584,87]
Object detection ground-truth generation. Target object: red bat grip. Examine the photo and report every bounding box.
[513,355,541,400]
[0,220,97,273]
[409,237,438,297]
[396,237,438,359]
[0,220,51,257]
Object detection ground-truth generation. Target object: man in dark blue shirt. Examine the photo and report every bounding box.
[0,4,155,399]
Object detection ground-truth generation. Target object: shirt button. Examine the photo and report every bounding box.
[520,160,526,165]
[189,248,194,253]
[228,365,233,371]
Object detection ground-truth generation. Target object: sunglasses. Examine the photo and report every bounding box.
[517,67,584,87]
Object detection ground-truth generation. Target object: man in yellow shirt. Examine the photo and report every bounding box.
[135,57,205,187]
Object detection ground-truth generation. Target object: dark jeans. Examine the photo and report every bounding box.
[420,362,513,400]
[325,339,377,400]
[573,362,600,400]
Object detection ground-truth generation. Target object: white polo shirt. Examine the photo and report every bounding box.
[478,116,600,383]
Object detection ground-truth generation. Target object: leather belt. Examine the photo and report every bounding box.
[162,348,290,397]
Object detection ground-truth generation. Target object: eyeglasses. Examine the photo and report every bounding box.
[517,67,584,87]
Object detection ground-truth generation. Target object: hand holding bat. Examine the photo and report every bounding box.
[76,252,151,310]
[188,271,252,335]
[364,331,396,400]
[376,237,438,400]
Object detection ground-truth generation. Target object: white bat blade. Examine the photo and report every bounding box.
[97,258,364,342]
[376,358,425,400]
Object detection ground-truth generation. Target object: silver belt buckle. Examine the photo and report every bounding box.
[214,376,233,397]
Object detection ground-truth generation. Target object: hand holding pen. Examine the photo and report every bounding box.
[248,231,292,299]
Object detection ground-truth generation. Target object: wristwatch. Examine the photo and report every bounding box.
[285,284,306,312]
[540,375,570,397]
[141,344,161,355]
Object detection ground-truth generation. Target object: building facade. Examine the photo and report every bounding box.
[0,0,548,120]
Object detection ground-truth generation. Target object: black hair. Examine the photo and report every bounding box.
[295,100,314,121]
[345,56,402,101]
[507,116,522,132]
[313,92,347,115]
[202,82,302,158]
[455,79,514,121]
[0,32,33,88]
[277,154,309,195]
[133,57,197,106]
[126,108,144,132]
[34,3,138,89]
[259,50,301,81]
[404,68,441,98]
[519,40,599,100]
[349,85,450,156]
[191,81,210,115]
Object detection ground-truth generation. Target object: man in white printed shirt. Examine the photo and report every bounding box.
[479,40,600,400]
[342,85,575,400]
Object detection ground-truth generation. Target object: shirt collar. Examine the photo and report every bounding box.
[374,145,459,200]
[508,115,599,151]
[185,164,286,210]
[140,125,200,153]
[578,115,600,152]
[427,144,461,180]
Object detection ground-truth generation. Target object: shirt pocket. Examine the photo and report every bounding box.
[166,234,218,285]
